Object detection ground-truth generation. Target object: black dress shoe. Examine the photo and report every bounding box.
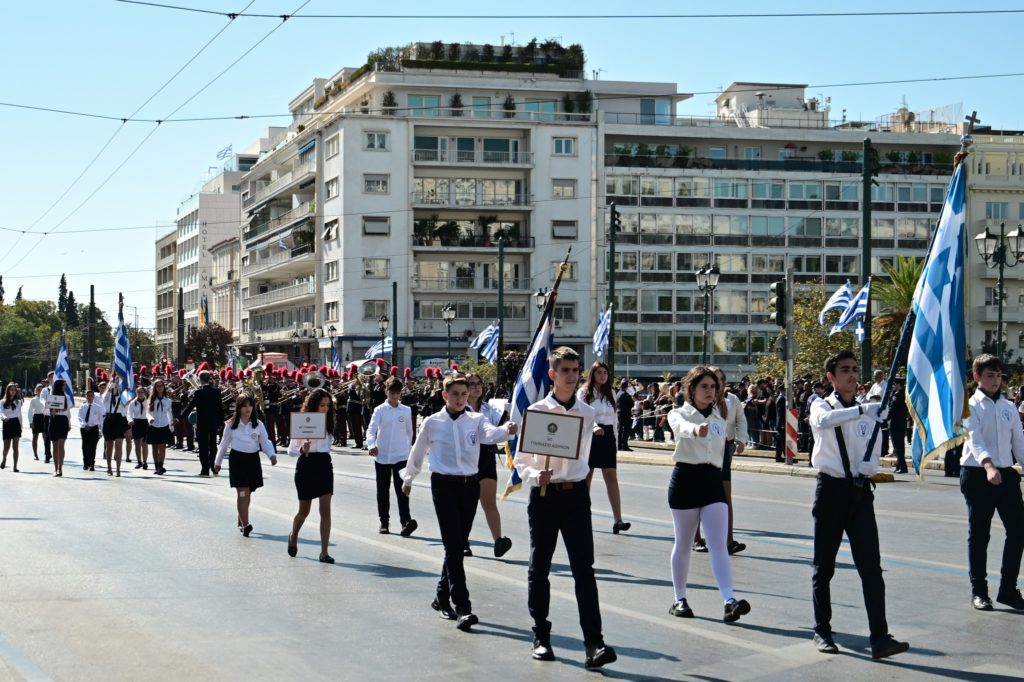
[723,598,751,623]
[242,524,253,538]
[463,546,473,557]
[612,520,631,534]
[972,594,994,611]
[531,638,555,661]
[813,632,839,654]
[287,534,297,558]
[871,635,909,659]
[456,613,479,632]
[669,599,693,618]
[400,519,418,537]
[584,643,617,669]
[318,554,335,564]
[996,587,1024,610]
[378,525,390,535]
[431,598,456,620]
[728,540,747,555]
[493,536,512,557]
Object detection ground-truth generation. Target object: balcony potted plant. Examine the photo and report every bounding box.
[413,214,437,245]
[673,145,693,168]
[635,143,653,168]
[434,220,461,245]
[503,94,516,119]
[382,90,397,115]
[817,149,835,161]
[450,92,464,117]
[575,89,593,117]
[840,150,859,162]
[562,94,576,122]
[654,144,672,167]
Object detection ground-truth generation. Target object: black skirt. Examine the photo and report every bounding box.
[131,419,149,440]
[103,414,130,440]
[48,415,70,441]
[146,425,173,445]
[668,462,727,510]
[295,452,333,500]
[588,424,618,469]
[478,443,498,481]
[721,440,735,482]
[31,414,46,435]
[3,419,22,440]
[228,449,264,491]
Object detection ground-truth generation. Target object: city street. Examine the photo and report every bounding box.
[0,432,1021,682]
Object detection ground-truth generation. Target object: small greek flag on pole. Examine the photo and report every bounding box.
[54,332,75,403]
[593,303,612,358]
[470,323,498,351]
[114,302,135,404]
[828,281,870,337]
[365,336,393,359]
[819,280,853,326]
[216,144,233,160]
[481,324,501,364]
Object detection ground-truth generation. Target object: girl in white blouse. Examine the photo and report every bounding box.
[1,382,23,472]
[578,362,630,534]
[147,380,175,474]
[129,388,149,471]
[286,389,336,563]
[27,384,46,461]
[47,379,72,477]
[214,392,277,537]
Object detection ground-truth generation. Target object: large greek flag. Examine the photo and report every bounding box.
[819,280,853,326]
[365,336,393,359]
[114,309,135,403]
[470,323,498,351]
[331,345,341,371]
[481,323,500,364]
[593,303,612,358]
[908,163,968,474]
[53,333,75,403]
[828,281,870,336]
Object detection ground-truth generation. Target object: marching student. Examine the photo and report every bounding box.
[666,366,751,625]
[214,392,278,537]
[77,389,105,471]
[287,389,337,563]
[129,387,150,470]
[401,374,517,633]
[102,376,130,477]
[47,379,71,477]
[1,382,23,472]
[514,347,616,669]
[960,354,1024,611]
[579,362,630,535]
[366,377,417,537]
[147,380,174,474]
[28,384,47,461]
[809,350,908,659]
[465,372,512,557]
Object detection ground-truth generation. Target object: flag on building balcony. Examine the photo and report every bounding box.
[481,323,501,364]
[908,162,968,474]
[198,292,209,327]
[819,280,853,326]
[216,144,233,160]
[279,238,287,251]
[114,305,135,404]
[226,348,236,370]
[470,323,498,351]
[592,302,613,358]
[828,281,870,336]
[331,345,341,371]
[53,332,75,403]
[365,336,393,359]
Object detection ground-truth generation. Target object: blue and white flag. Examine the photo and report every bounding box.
[198,292,209,327]
[908,163,968,474]
[114,309,135,404]
[470,323,498,351]
[331,345,342,371]
[226,348,236,369]
[365,336,393,359]
[53,333,75,403]
[279,238,288,251]
[216,144,233,160]
[481,324,501,364]
[828,281,870,336]
[819,280,853,326]
[592,303,612,358]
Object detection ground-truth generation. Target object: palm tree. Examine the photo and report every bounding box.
[872,256,923,370]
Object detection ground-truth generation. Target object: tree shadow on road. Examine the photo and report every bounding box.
[330,561,437,579]
[735,528,814,541]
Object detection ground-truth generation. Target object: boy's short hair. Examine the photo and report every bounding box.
[824,350,857,376]
[550,346,581,370]
[973,353,1003,376]
[385,377,404,393]
[443,373,468,392]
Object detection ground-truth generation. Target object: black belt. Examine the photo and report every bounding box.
[535,480,585,492]
[431,472,478,483]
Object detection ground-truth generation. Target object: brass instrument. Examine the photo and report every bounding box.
[303,370,326,390]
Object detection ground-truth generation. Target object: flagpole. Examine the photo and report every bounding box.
[539,247,572,497]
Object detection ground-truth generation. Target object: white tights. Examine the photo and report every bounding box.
[670,503,734,603]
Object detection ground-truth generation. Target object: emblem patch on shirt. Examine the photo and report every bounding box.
[1001,409,1013,423]
[398,416,405,422]
[856,421,870,438]
[467,431,478,446]
[710,422,723,438]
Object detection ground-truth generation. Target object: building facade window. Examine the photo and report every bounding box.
[552,220,578,239]
[364,132,388,150]
[325,301,339,321]
[408,94,440,116]
[553,137,576,156]
[362,216,390,236]
[554,302,577,322]
[324,260,340,282]
[552,179,577,199]
[986,202,1009,219]
[552,261,577,281]
[322,219,338,241]
[325,135,340,159]
[363,258,390,278]
[363,174,389,194]
[325,177,339,199]
[363,300,388,319]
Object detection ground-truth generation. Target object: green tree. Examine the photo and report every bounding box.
[14,286,22,302]
[871,255,924,372]
[757,281,856,380]
[184,322,233,367]
[0,276,4,304]
[58,274,67,313]
[458,358,496,385]
[65,291,80,328]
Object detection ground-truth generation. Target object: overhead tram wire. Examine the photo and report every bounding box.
[0,1,256,271]
[2,0,309,276]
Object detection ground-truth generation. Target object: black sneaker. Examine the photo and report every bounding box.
[494,536,512,557]
[400,519,418,537]
[871,635,909,660]
[456,613,479,632]
[463,546,473,557]
[728,540,747,555]
[584,643,617,669]
[813,632,839,654]
[668,599,693,618]
[378,524,390,535]
[996,587,1024,610]
[723,598,750,623]
[531,638,555,661]
[430,598,456,620]
[972,594,994,611]
[692,539,708,553]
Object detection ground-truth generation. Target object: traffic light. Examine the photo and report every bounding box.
[609,202,622,232]
[768,280,786,327]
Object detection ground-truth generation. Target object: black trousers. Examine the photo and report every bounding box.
[376,460,411,526]
[617,416,631,450]
[43,416,52,460]
[80,427,99,469]
[960,466,1024,597]
[890,425,907,470]
[431,473,479,615]
[348,411,365,448]
[527,483,603,646]
[812,474,888,643]
[196,426,217,473]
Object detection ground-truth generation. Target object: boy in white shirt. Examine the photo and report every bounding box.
[367,378,417,537]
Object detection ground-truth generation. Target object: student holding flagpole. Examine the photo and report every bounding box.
[102,376,130,477]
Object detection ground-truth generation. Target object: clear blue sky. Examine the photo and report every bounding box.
[3,0,1021,329]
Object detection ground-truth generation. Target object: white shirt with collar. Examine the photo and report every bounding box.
[577,388,617,441]
[810,393,881,478]
[366,401,414,465]
[148,397,173,428]
[103,389,128,416]
[28,396,46,420]
[402,408,514,484]
[128,400,148,421]
[867,380,887,402]
[722,392,747,442]
[962,388,1024,469]
[1,399,23,424]
[667,402,727,468]
[468,400,502,426]
[287,433,334,456]
[77,400,106,428]
[216,420,277,466]
[515,393,595,486]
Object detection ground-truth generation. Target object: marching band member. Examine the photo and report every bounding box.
[147,380,174,474]
[287,388,337,563]
[465,372,512,557]
[579,362,630,535]
[366,377,416,537]
[77,389,105,471]
[214,392,277,537]
[1,383,24,472]
[129,387,149,470]
[28,384,47,461]
[102,376,130,477]
[47,379,71,477]
[181,370,224,477]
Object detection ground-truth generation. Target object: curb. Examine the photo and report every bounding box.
[618,450,896,483]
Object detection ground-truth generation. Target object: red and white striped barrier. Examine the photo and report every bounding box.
[785,407,799,463]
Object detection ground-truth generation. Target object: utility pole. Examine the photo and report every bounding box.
[392,280,398,368]
[784,266,796,465]
[176,286,185,366]
[861,137,874,382]
[607,203,619,377]
[496,238,504,389]
[88,285,96,379]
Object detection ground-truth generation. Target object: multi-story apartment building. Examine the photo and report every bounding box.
[208,236,241,337]
[964,132,1024,358]
[154,229,178,361]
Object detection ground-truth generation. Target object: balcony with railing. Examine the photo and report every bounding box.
[604,153,953,176]
[243,159,316,209]
[242,244,314,278]
[412,233,534,249]
[243,200,315,241]
[414,276,533,292]
[242,277,316,310]
[412,148,534,166]
[412,190,532,209]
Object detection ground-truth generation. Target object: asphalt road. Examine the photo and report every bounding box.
[0,430,1021,681]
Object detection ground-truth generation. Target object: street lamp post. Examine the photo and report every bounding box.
[975,221,1024,358]
[695,264,721,366]
[327,325,337,368]
[378,315,389,364]
[258,342,265,366]
[290,331,300,367]
[441,305,456,369]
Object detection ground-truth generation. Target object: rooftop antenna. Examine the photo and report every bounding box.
[592,68,606,80]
